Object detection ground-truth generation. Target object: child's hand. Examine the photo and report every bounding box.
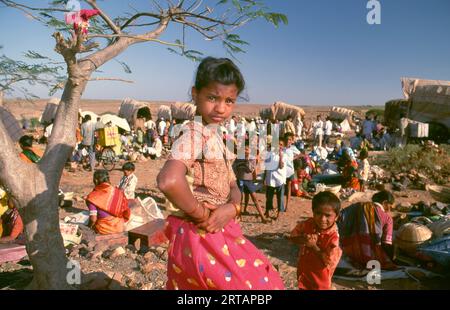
[196,203,235,233]
[304,234,318,248]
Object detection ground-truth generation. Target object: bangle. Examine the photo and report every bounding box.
[231,203,241,217]
[185,201,201,216]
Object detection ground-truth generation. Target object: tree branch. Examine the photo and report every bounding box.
[89,77,134,83]
[120,12,162,30]
[88,33,182,48]
[0,115,31,198]
[85,0,121,35]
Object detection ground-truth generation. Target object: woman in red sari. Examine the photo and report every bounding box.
[86,170,130,234]
[157,57,284,290]
[341,151,361,191]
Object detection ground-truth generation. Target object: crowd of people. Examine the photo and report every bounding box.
[2,56,404,291]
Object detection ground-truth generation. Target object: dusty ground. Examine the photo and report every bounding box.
[1,99,449,290]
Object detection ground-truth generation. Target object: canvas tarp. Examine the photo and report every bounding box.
[270,101,305,121]
[171,102,196,120]
[40,98,60,124]
[330,107,355,121]
[157,105,172,120]
[401,78,450,128]
[118,98,151,128]
[340,118,351,132]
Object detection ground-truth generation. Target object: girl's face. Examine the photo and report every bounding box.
[312,204,338,230]
[192,82,238,124]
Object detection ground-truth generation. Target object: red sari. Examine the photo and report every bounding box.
[86,183,130,234]
[342,160,360,190]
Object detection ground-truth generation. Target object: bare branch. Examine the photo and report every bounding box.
[86,0,121,34]
[88,33,182,47]
[120,12,163,30]
[89,77,134,83]
[0,114,30,196]
[0,0,68,12]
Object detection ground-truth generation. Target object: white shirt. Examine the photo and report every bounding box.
[228,119,237,133]
[149,138,163,157]
[312,120,324,136]
[158,121,166,136]
[283,145,301,178]
[324,120,333,136]
[358,158,370,181]
[264,151,286,187]
[145,120,156,131]
[296,119,303,137]
[118,173,138,200]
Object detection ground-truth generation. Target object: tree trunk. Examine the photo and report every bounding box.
[0,90,3,106]
[17,172,71,289]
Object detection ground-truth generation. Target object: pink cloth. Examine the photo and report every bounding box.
[165,215,285,290]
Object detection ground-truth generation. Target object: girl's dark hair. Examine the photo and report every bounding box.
[194,57,245,94]
[372,190,394,204]
[94,170,110,185]
[122,162,135,172]
[312,191,341,214]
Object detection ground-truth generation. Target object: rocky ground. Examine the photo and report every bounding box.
[1,99,449,290]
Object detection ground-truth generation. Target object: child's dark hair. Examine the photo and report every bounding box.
[372,190,394,205]
[19,135,33,148]
[312,191,341,214]
[283,132,295,143]
[94,170,110,185]
[194,57,245,94]
[122,162,135,172]
[359,148,368,159]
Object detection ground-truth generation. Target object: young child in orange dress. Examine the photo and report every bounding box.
[289,191,342,290]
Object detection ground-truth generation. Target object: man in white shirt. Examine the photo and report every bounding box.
[158,117,166,138]
[264,141,286,219]
[296,116,303,140]
[144,119,156,131]
[282,133,301,212]
[324,116,333,146]
[312,114,324,147]
[228,115,237,134]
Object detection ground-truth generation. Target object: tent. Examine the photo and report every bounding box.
[329,107,355,121]
[40,98,59,124]
[100,114,131,132]
[340,118,352,132]
[0,106,23,142]
[170,102,196,120]
[270,101,305,121]
[157,105,171,120]
[118,98,152,128]
[80,110,98,121]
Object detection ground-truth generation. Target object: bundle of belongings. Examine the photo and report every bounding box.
[393,201,450,273]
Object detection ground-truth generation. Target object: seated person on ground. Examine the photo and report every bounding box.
[337,190,396,270]
[19,135,43,163]
[85,170,130,235]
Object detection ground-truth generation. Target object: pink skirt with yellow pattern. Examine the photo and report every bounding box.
[165,215,285,290]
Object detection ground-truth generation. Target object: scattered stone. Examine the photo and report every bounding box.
[110,246,126,259]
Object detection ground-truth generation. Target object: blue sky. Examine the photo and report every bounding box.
[1,0,450,105]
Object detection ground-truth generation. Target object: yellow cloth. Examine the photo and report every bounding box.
[0,189,8,236]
